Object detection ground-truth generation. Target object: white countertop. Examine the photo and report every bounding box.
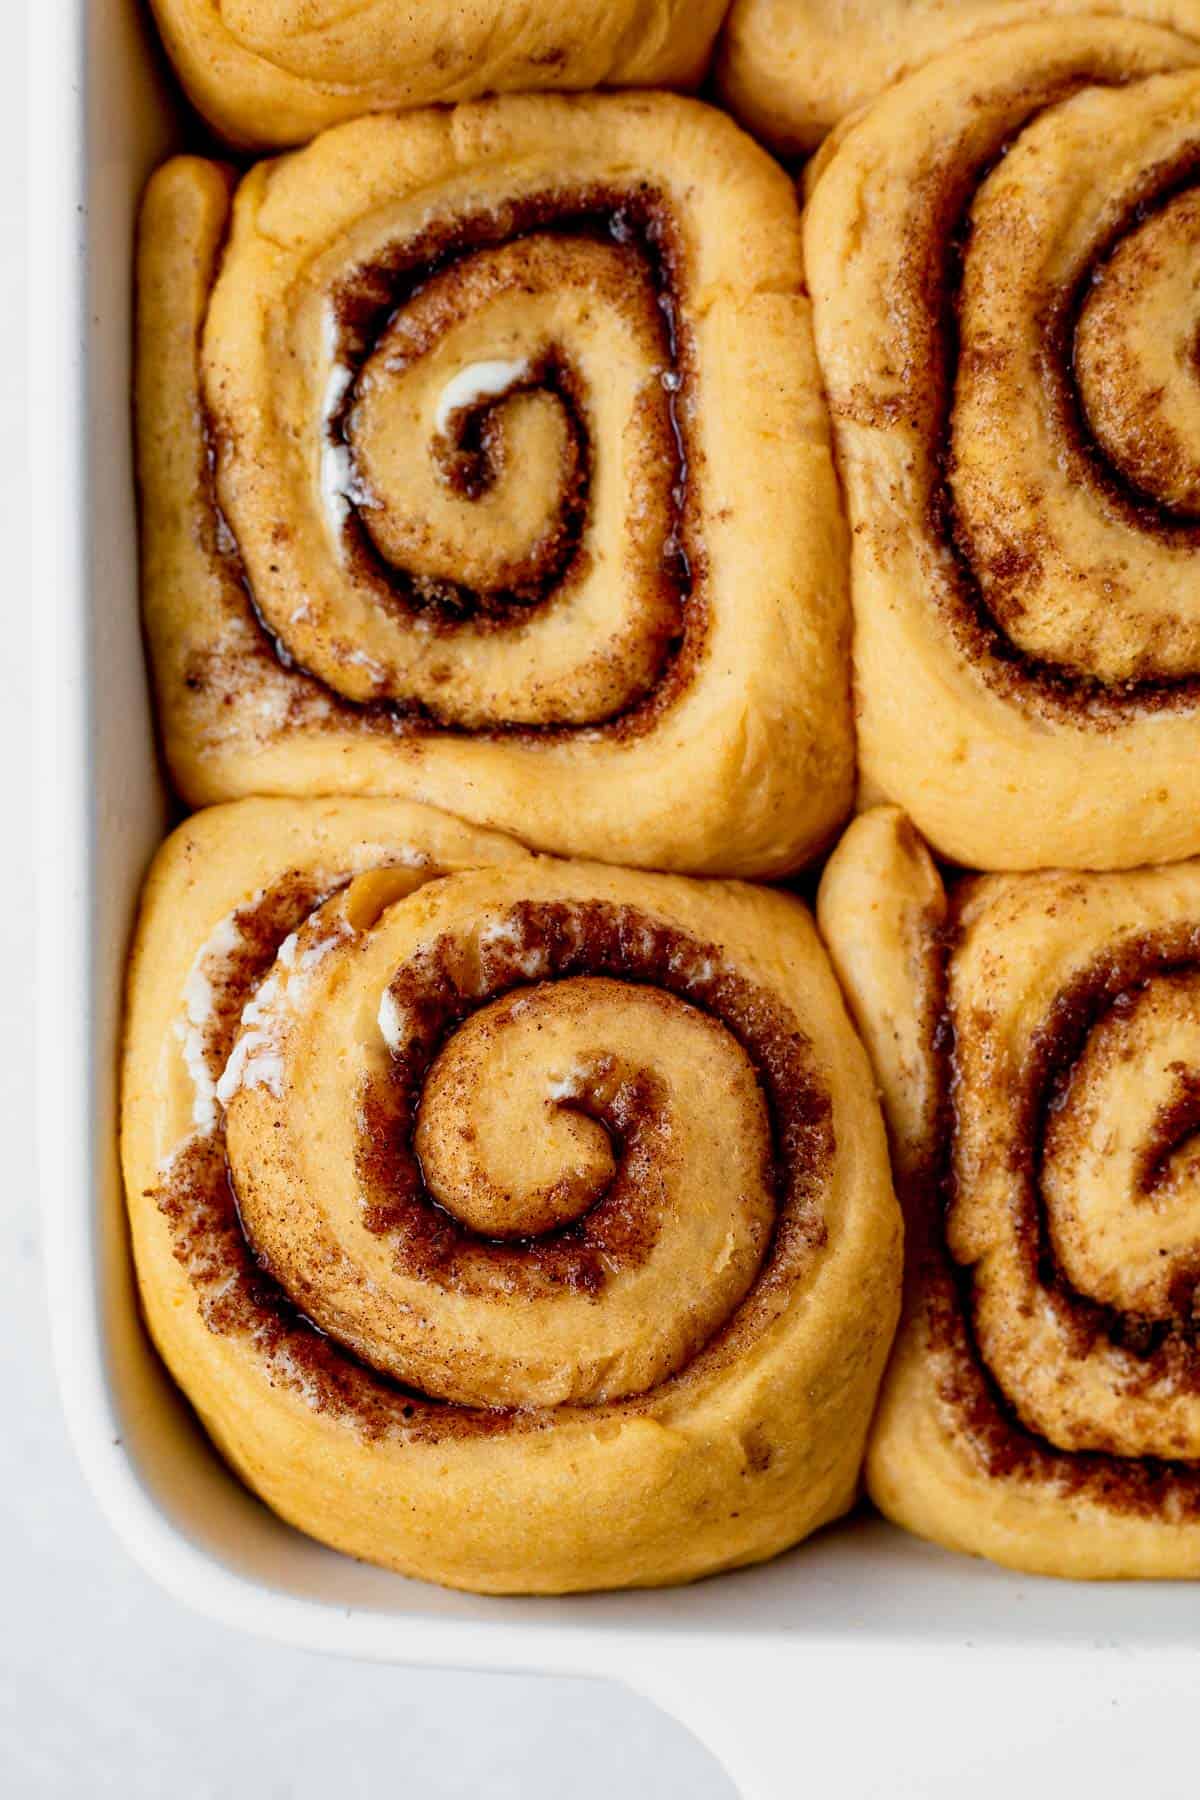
[6,30,731,1797]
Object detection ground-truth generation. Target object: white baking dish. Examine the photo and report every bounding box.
[30,4,1198,1794]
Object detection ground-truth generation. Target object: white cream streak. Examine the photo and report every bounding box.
[217,920,350,1106]
[174,912,247,1135]
[434,359,529,436]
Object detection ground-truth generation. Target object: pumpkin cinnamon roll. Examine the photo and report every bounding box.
[716,1,1200,154]
[819,807,1200,1578]
[137,94,852,877]
[147,0,728,148]
[121,797,901,1593]
[804,20,1200,871]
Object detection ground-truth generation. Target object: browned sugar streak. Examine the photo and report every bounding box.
[922,83,1200,719]
[356,903,822,1300]
[151,872,435,1442]
[918,897,1200,1515]
[431,350,586,594]
[359,1055,673,1300]
[1140,1065,1200,1213]
[1055,152,1200,537]
[338,338,596,629]
[1021,948,1200,1364]
[332,237,645,635]
[186,182,372,736]
[198,184,708,745]
[154,885,833,1443]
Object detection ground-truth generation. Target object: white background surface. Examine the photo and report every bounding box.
[7,18,732,1797]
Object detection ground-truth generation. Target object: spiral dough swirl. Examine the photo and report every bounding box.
[805,19,1200,870]
[122,800,900,1592]
[819,807,1200,1578]
[219,891,825,1416]
[136,95,852,874]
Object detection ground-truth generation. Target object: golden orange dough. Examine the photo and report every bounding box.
[148,0,729,148]
[716,0,1200,153]
[803,21,1200,872]
[136,95,853,877]
[121,797,902,1594]
[818,807,1200,1579]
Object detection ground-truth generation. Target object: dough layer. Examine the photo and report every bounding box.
[718,0,1200,153]
[805,20,1200,870]
[150,0,728,147]
[122,796,902,1593]
[137,95,853,876]
[819,807,1200,1578]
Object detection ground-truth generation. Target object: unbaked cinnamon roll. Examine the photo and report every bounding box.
[148,0,728,148]
[805,20,1200,872]
[819,807,1200,1578]
[717,1,1200,154]
[137,94,853,877]
[121,797,902,1593]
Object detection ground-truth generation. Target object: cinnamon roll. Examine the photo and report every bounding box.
[121,797,902,1593]
[717,1,1200,154]
[819,807,1200,1577]
[137,95,853,877]
[147,0,728,148]
[804,21,1200,872]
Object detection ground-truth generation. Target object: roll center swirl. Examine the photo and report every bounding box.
[947,94,1200,686]
[1075,189,1200,519]
[336,237,612,606]
[210,190,692,732]
[412,980,685,1240]
[951,921,1200,1462]
[1042,969,1200,1320]
[207,888,830,1414]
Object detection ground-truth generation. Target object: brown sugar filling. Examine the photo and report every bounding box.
[918,905,1200,1516]
[152,885,834,1442]
[199,184,710,744]
[923,91,1200,720]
